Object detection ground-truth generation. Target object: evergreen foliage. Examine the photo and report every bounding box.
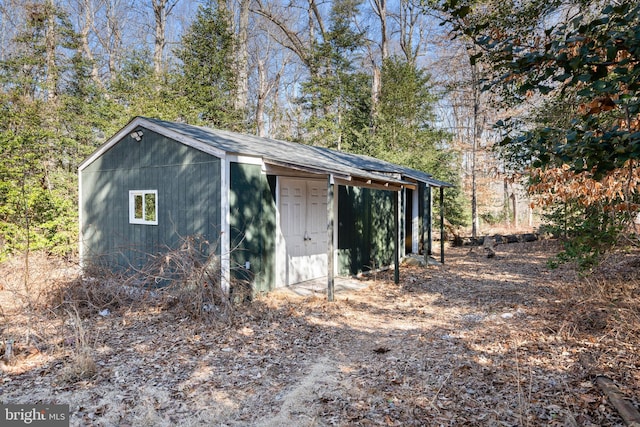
[174,5,242,129]
[0,0,466,258]
[0,2,82,258]
[298,0,368,149]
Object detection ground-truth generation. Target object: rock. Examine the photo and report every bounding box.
[505,235,519,244]
[401,256,426,267]
[483,236,496,258]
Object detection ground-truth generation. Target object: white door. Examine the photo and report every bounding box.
[280,178,328,284]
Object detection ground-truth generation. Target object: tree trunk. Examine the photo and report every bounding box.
[234,0,250,112]
[309,0,325,38]
[371,66,381,130]
[511,191,517,228]
[152,0,180,77]
[78,0,103,89]
[256,59,266,137]
[369,0,387,125]
[105,1,122,79]
[45,0,58,103]
[471,61,480,241]
[0,2,8,62]
[372,0,388,60]
[504,178,510,227]
[152,0,167,76]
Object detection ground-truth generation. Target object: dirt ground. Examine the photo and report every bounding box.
[1,240,640,426]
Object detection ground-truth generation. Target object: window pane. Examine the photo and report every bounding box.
[145,193,156,221]
[134,195,143,219]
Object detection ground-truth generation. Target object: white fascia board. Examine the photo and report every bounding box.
[226,154,264,166]
[263,159,351,181]
[412,189,419,254]
[274,176,286,287]
[220,157,231,295]
[334,177,413,192]
[78,167,84,268]
[78,117,227,172]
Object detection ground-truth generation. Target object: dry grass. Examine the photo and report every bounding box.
[57,308,98,383]
[0,252,78,370]
[0,236,245,380]
[556,248,640,342]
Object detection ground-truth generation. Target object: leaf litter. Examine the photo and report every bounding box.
[1,240,639,426]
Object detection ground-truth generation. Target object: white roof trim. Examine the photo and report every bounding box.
[227,154,263,165]
[78,117,227,171]
[263,159,352,181]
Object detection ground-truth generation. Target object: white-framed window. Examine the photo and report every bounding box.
[129,190,158,225]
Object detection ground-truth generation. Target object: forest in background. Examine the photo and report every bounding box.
[1,0,639,268]
[0,0,478,259]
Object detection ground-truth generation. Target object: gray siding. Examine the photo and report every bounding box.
[80,128,221,268]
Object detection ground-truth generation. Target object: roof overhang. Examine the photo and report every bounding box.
[337,177,410,192]
[263,159,351,181]
[264,159,415,191]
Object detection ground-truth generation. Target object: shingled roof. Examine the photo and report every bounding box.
[80,116,453,189]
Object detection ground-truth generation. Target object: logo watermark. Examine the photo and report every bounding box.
[1,404,69,427]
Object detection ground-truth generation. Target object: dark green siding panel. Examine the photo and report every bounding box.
[417,183,432,255]
[337,186,395,275]
[229,163,276,293]
[370,189,395,268]
[423,184,432,255]
[418,184,424,254]
[80,128,221,269]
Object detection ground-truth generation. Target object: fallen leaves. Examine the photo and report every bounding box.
[0,241,639,425]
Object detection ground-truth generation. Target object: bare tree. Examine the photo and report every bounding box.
[252,0,331,131]
[432,33,511,237]
[72,0,104,89]
[395,0,430,65]
[247,8,294,137]
[44,0,59,103]
[0,0,30,61]
[370,0,388,61]
[152,0,180,76]
[91,0,125,79]
[367,0,387,124]
[252,0,314,68]
[234,0,250,112]
[255,54,286,136]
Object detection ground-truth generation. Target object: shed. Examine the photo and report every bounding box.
[78,117,452,299]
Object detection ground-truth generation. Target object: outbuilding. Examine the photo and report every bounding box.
[78,117,451,299]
